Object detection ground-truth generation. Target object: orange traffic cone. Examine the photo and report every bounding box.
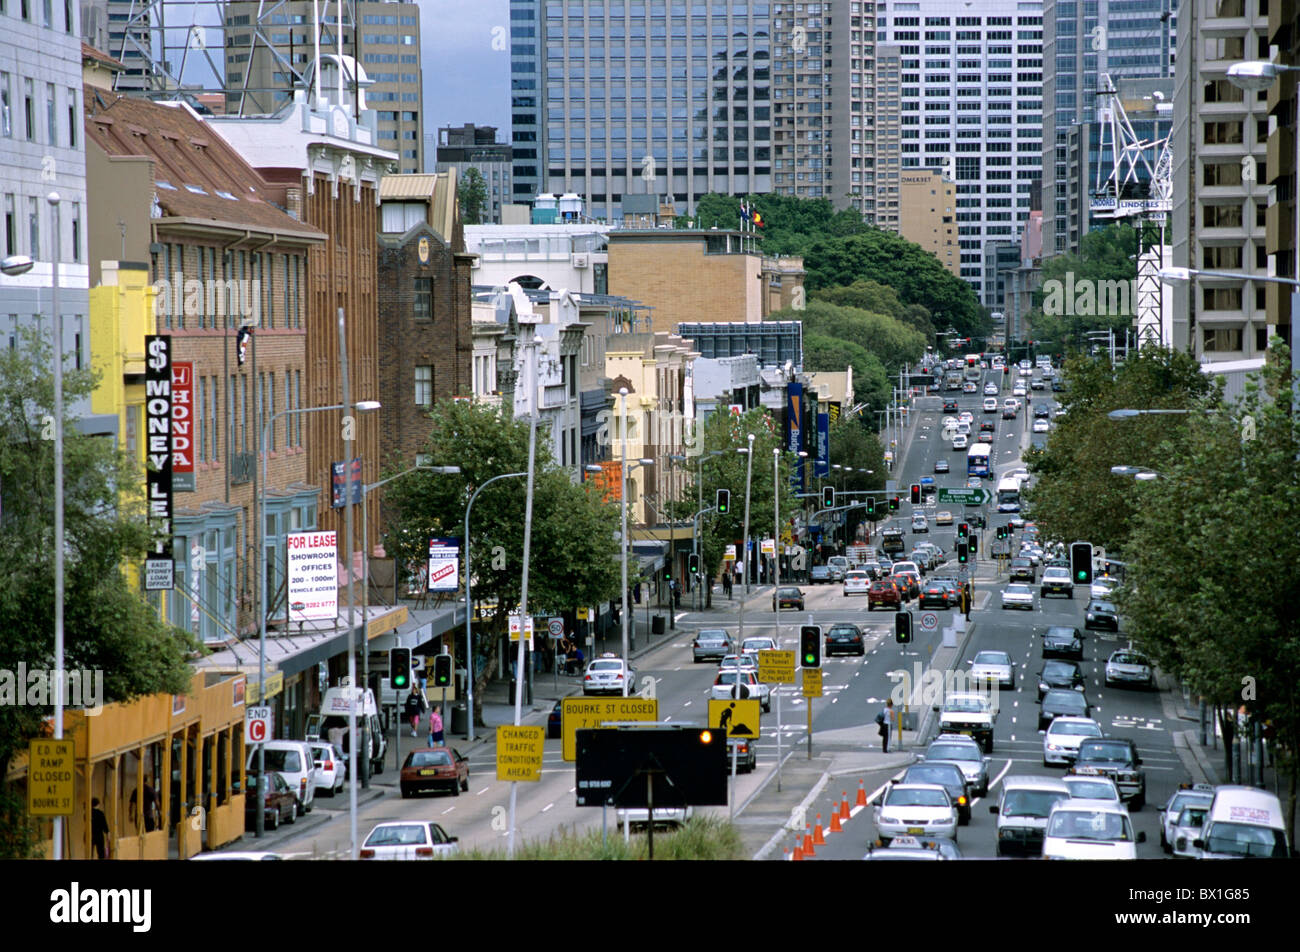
[840,791,851,820]
[802,825,815,855]
[791,841,803,861]
[829,807,843,833]
[856,779,868,807]
[813,814,826,845]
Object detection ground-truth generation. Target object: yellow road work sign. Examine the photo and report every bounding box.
[496,725,544,782]
[708,698,760,738]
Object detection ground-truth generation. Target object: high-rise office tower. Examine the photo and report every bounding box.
[1041,0,1175,256]
[511,0,773,219]
[877,0,1045,303]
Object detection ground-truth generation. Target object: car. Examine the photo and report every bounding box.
[923,735,990,797]
[930,576,963,608]
[911,513,928,534]
[547,700,563,738]
[962,381,978,393]
[934,459,950,474]
[1039,565,1073,598]
[969,649,1015,690]
[1000,583,1035,610]
[360,821,459,860]
[951,433,969,450]
[1042,801,1144,859]
[891,570,922,600]
[982,397,998,413]
[1084,599,1119,631]
[919,579,957,609]
[842,570,871,596]
[957,410,974,425]
[1033,402,1052,419]
[1001,405,1017,420]
[933,511,954,528]
[874,783,959,843]
[692,628,733,663]
[1041,626,1084,660]
[1072,737,1146,809]
[943,398,959,412]
[825,623,866,657]
[1170,804,1212,858]
[718,654,759,674]
[1159,784,1216,852]
[1037,689,1091,732]
[1038,659,1087,699]
[859,560,884,579]
[1030,377,1046,390]
[772,586,805,610]
[1063,774,1123,805]
[862,835,962,860]
[809,564,833,585]
[1052,379,1065,392]
[309,742,347,797]
[400,746,470,798]
[1042,715,1103,765]
[726,736,757,772]
[977,429,994,444]
[190,851,284,861]
[909,547,939,571]
[1008,557,1036,583]
[1013,384,1027,398]
[1090,577,1118,600]
[711,669,772,712]
[933,692,996,752]
[984,382,999,396]
[1105,649,1155,689]
[247,741,316,816]
[990,776,1072,856]
[1195,786,1290,857]
[966,476,982,489]
[978,420,995,434]
[868,579,903,610]
[901,762,972,824]
[1032,418,1050,433]
[583,654,637,695]
[966,511,986,529]
[243,769,297,831]
[741,636,778,655]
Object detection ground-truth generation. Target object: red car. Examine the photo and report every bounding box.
[400,746,470,798]
[868,580,902,610]
[244,769,297,830]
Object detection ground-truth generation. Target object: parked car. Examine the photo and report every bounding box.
[360,821,459,860]
[247,741,316,816]
[243,769,297,831]
[400,746,470,798]
[548,700,563,738]
[309,742,346,797]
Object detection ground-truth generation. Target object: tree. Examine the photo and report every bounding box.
[823,417,887,544]
[378,400,621,726]
[802,332,890,418]
[1119,342,1300,842]
[1026,224,1139,357]
[0,329,197,856]
[457,167,489,225]
[1020,346,1216,553]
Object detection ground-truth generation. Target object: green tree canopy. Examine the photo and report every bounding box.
[1026,224,1142,357]
[457,167,489,225]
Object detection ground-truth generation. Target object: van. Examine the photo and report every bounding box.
[306,681,389,777]
[1194,786,1291,858]
[247,740,317,816]
[990,776,1071,856]
[1041,799,1145,859]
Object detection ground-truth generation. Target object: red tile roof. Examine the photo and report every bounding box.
[84,87,324,239]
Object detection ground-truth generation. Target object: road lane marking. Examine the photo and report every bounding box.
[442,806,455,814]
[542,803,554,813]
[476,786,489,795]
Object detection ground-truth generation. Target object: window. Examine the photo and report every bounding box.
[70,202,80,262]
[1203,204,1243,228]
[413,276,433,321]
[414,365,433,406]
[1202,326,1243,351]
[1202,288,1243,311]
[0,73,10,138]
[28,196,38,257]
[24,79,34,142]
[3,194,14,256]
[45,84,54,146]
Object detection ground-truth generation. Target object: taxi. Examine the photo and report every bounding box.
[1159,783,1214,852]
[874,783,959,843]
[935,510,954,526]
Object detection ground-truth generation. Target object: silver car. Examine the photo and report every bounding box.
[691,629,732,663]
[1159,785,1215,852]
[843,570,871,596]
[969,649,1015,690]
[1063,774,1123,805]
[1104,649,1155,689]
[582,655,637,696]
[874,783,959,842]
[1042,716,1103,765]
[1000,583,1035,610]
[1169,804,1211,858]
[923,736,990,797]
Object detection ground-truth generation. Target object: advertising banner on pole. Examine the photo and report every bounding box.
[144,335,174,590]
[815,411,830,478]
[171,361,195,492]
[426,537,461,593]
[785,382,804,492]
[287,531,339,622]
[331,458,363,508]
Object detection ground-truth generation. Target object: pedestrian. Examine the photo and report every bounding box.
[671,577,682,608]
[403,685,426,738]
[91,798,110,860]
[723,570,733,599]
[428,705,445,746]
[876,699,895,753]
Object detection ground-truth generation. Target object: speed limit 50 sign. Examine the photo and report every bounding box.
[245,706,273,744]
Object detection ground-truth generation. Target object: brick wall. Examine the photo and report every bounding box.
[608,238,761,332]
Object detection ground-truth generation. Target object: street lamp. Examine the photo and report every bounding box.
[1,254,35,276]
[1158,265,1300,288]
[256,399,379,848]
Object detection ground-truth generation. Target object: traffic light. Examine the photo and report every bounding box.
[716,489,730,514]
[968,533,978,558]
[389,647,412,691]
[889,495,900,512]
[866,497,876,517]
[433,653,452,689]
[1071,541,1094,586]
[800,625,822,668]
[823,485,835,508]
[910,484,922,505]
[688,553,700,575]
[958,522,969,539]
[895,611,913,645]
[996,525,1007,540]
[957,540,969,564]
[664,564,673,582]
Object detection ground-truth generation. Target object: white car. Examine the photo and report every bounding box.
[1039,566,1074,598]
[360,821,459,860]
[984,382,999,396]
[1062,774,1123,805]
[711,669,772,712]
[1000,583,1035,610]
[1104,649,1155,689]
[190,851,284,861]
[983,397,998,413]
[957,411,974,425]
[1159,785,1215,853]
[718,653,758,673]
[1032,418,1050,433]
[618,806,694,829]
[741,636,778,655]
[1090,577,1118,599]
[1042,716,1103,765]
[1041,801,1143,859]
[309,742,346,797]
[1169,804,1212,858]
[969,650,1015,690]
[911,514,929,534]
[874,783,959,842]
[583,654,637,696]
[843,570,871,595]
[1013,384,1028,397]
[952,433,969,450]
[955,421,972,436]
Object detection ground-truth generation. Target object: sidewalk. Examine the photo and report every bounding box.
[1162,683,1282,796]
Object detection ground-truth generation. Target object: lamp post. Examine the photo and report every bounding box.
[257,398,379,844]
[596,452,654,689]
[736,434,756,643]
[692,449,727,609]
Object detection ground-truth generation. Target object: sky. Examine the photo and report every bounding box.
[418,0,512,153]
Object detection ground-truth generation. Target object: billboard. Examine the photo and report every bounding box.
[144,335,174,588]
[171,361,195,492]
[427,536,461,593]
[815,411,830,478]
[785,382,804,492]
[589,459,622,503]
[286,531,339,621]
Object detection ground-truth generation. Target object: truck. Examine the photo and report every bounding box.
[881,528,906,557]
[944,371,964,391]
[306,680,388,776]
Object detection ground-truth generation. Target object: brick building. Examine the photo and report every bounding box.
[376,172,475,468]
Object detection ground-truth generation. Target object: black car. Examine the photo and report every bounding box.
[943,399,959,412]
[1041,626,1084,660]
[930,577,963,608]
[934,459,950,474]
[547,700,563,738]
[901,763,972,824]
[773,587,805,610]
[1034,403,1052,419]
[1073,737,1146,809]
[1051,379,1064,392]
[1037,688,1091,731]
[919,580,956,609]
[1008,558,1037,583]
[825,623,866,657]
[1084,599,1119,631]
[1038,660,1086,699]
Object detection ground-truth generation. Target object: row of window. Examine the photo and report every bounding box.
[0,72,78,150]
[0,0,74,32]
[150,244,305,332]
[188,368,306,464]
[3,192,81,263]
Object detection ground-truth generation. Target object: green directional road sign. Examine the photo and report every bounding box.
[937,487,990,506]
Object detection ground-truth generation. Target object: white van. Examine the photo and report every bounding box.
[1194,786,1290,859]
[1041,799,1144,859]
[306,682,389,777]
[990,776,1071,857]
[247,740,317,815]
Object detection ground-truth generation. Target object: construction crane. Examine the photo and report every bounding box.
[1090,73,1174,351]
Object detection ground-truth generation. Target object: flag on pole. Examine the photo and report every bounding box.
[753,209,765,228]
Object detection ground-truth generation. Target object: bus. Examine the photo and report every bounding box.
[967,443,992,478]
[963,353,983,382]
[945,371,964,391]
[995,475,1022,512]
